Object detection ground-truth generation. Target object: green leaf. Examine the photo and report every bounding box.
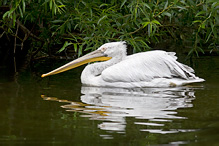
[51,20,64,23]
[78,45,83,57]
[73,43,77,52]
[134,8,137,19]
[205,31,212,43]
[212,27,217,38]
[53,4,56,15]
[58,5,66,8]
[151,20,161,25]
[148,23,152,36]
[12,13,16,27]
[192,20,202,24]
[57,41,73,53]
[84,47,93,51]
[22,0,25,13]
[207,0,219,3]
[162,12,171,17]
[195,11,206,17]
[3,11,11,19]
[142,3,151,10]
[212,2,219,9]
[142,22,150,28]
[200,22,206,29]
[173,0,178,5]
[188,48,194,56]
[74,24,78,30]
[140,40,150,49]
[49,0,53,9]
[120,0,127,8]
[19,6,23,18]
[164,1,168,9]
[198,47,205,54]
[97,15,107,25]
[99,3,108,8]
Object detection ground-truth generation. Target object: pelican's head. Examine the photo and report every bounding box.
[41,41,127,78]
[97,41,127,58]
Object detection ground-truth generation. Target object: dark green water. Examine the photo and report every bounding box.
[0,56,219,145]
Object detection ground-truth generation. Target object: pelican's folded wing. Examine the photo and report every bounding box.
[101,50,196,83]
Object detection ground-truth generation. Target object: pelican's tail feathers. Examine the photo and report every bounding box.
[180,63,195,73]
[149,77,205,87]
[180,78,205,86]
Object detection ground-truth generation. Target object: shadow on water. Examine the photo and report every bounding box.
[42,86,200,136]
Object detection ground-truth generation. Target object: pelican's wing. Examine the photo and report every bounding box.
[101,50,196,83]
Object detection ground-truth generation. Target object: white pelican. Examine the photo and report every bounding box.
[41,41,204,88]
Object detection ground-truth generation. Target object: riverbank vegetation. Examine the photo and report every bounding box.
[0,0,218,60]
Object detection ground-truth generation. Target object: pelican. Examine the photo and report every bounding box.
[41,41,204,88]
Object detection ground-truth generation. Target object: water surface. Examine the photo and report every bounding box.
[0,56,219,145]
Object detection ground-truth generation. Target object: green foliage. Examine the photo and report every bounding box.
[191,0,219,55]
[1,0,219,57]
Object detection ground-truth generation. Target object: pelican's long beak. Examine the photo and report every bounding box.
[41,50,111,78]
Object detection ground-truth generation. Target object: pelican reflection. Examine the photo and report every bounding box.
[42,86,197,133]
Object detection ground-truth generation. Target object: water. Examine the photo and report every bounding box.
[0,55,219,145]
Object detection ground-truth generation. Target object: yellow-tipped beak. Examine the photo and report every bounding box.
[41,50,111,78]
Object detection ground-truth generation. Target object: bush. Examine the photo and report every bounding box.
[1,0,218,58]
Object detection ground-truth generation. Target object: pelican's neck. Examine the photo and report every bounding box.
[81,53,126,85]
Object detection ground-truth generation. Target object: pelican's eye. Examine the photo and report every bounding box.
[100,47,107,52]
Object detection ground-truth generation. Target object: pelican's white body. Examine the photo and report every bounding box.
[81,42,204,88]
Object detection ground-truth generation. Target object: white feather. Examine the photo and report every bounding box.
[81,42,204,88]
